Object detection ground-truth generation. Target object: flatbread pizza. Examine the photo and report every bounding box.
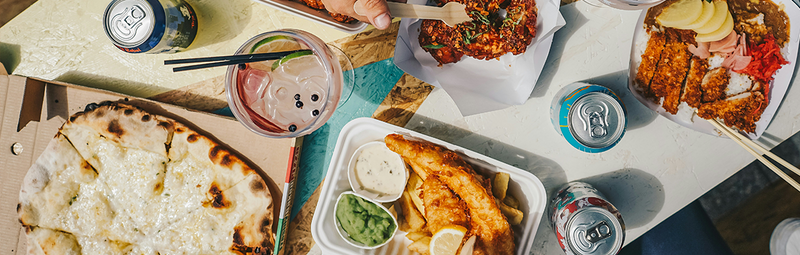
[18,102,274,254]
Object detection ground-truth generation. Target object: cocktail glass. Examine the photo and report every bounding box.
[225,29,353,138]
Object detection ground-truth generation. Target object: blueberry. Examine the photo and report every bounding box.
[288,125,297,132]
[312,110,319,116]
[238,63,247,70]
[294,94,301,100]
[311,94,319,101]
[296,101,303,108]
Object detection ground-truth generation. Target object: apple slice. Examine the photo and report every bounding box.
[696,11,734,42]
[694,0,729,34]
[681,0,716,29]
[657,0,704,28]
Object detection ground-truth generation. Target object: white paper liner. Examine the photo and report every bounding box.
[627,0,800,139]
[393,0,566,116]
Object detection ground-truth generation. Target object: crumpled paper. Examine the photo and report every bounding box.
[393,0,566,116]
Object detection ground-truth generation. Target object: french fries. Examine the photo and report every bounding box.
[407,172,426,215]
[499,202,524,225]
[408,236,432,255]
[492,172,525,225]
[492,172,510,200]
[406,231,431,241]
[504,195,520,209]
[398,190,427,232]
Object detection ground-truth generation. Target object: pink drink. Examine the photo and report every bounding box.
[226,30,344,138]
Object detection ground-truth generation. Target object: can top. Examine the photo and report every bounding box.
[566,207,624,255]
[104,0,156,47]
[568,93,625,149]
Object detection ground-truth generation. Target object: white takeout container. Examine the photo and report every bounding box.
[347,141,409,203]
[251,0,368,33]
[333,191,399,249]
[627,0,800,139]
[311,118,548,255]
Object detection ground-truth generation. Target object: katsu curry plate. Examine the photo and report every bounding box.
[629,0,800,138]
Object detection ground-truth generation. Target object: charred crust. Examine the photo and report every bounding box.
[206,184,230,209]
[157,121,172,129]
[209,146,223,162]
[69,116,77,122]
[220,155,233,167]
[175,127,186,133]
[187,134,199,143]
[250,179,266,192]
[16,203,20,212]
[153,182,162,192]
[232,226,244,245]
[124,109,134,116]
[107,120,125,137]
[141,114,151,122]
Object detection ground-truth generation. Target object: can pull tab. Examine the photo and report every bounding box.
[585,221,613,243]
[579,102,609,138]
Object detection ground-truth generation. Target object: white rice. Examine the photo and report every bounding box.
[726,72,753,96]
[748,13,765,25]
[708,54,726,70]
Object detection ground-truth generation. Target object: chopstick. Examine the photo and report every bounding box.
[706,118,800,192]
[164,50,304,72]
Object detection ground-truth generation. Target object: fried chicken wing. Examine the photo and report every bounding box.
[386,134,514,255]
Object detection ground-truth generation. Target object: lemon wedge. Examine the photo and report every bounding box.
[696,11,734,42]
[693,0,729,34]
[430,225,468,255]
[681,0,716,29]
[657,0,703,28]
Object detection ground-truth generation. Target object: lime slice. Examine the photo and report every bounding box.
[271,50,315,71]
[250,35,300,53]
[246,35,304,70]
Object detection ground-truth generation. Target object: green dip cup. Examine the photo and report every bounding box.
[333,191,398,249]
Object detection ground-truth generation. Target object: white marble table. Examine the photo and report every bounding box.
[405,2,800,254]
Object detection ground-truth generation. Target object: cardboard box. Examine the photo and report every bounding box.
[0,74,301,254]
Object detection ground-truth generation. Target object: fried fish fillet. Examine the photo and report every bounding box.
[423,176,470,234]
[386,134,514,255]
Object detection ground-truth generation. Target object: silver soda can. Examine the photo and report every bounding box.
[550,182,625,255]
[103,0,198,54]
[550,82,626,153]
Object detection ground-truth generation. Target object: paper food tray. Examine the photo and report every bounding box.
[252,0,367,33]
[393,0,565,116]
[310,118,547,255]
[627,0,800,139]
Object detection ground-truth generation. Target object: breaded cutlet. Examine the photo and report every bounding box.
[701,67,730,103]
[698,92,765,133]
[681,57,708,108]
[635,31,666,101]
[650,29,692,114]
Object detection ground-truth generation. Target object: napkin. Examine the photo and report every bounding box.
[393,0,566,116]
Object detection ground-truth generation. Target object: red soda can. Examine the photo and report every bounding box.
[550,181,625,255]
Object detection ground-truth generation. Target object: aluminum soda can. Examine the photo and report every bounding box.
[550,82,627,153]
[550,182,625,255]
[103,0,198,54]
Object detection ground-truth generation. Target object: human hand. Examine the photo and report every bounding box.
[321,0,392,29]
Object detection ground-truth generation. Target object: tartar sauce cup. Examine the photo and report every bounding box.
[347,141,409,203]
[333,191,398,249]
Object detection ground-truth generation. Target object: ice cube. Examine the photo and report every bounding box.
[241,68,271,105]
